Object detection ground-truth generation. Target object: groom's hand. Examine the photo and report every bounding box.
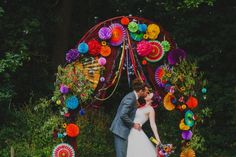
[133,123,141,131]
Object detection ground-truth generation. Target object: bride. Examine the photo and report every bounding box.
[126,92,161,157]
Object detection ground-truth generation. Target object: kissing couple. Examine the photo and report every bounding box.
[110,78,161,157]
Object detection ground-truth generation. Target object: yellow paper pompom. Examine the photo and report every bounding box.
[146,24,160,40]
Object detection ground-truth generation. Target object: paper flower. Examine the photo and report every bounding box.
[136,40,153,56]
[138,24,147,32]
[52,143,75,157]
[120,17,130,25]
[161,40,171,52]
[98,27,112,40]
[98,57,106,66]
[66,49,79,63]
[66,123,80,137]
[145,41,164,62]
[100,76,105,82]
[78,42,89,54]
[167,48,187,65]
[65,96,79,110]
[182,130,193,140]
[128,21,139,33]
[146,24,160,40]
[88,39,101,56]
[60,84,69,94]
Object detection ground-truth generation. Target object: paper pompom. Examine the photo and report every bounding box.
[168,48,186,65]
[98,57,106,66]
[163,93,176,111]
[66,49,79,63]
[109,23,126,46]
[128,21,139,33]
[88,39,101,56]
[186,96,198,109]
[120,17,130,25]
[184,110,194,127]
[66,123,80,137]
[100,45,111,57]
[138,24,147,32]
[60,84,69,94]
[65,96,79,110]
[161,40,171,52]
[136,40,153,56]
[98,27,112,40]
[130,33,144,41]
[182,130,193,140]
[142,60,147,65]
[78,42,89,54]
[52,143,75,157]
[179,119,190,130]
[146,24,160,40]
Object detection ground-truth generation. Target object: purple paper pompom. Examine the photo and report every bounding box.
[181,130,193,140]
[60,84,69,94]
[167,48,186,65]
[66,49,79,63]
[98,27,112,40]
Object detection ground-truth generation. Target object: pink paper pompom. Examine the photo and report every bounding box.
[98,57,106,66]
[136,40,153,57]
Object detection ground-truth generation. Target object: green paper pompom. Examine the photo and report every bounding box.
[128,21,139,33]
[161,40,171,52]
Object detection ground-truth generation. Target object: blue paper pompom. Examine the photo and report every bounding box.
[66,96,79,110]
[138,24,147,32]
[78,42,88,54]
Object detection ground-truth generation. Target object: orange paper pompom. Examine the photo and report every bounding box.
[66,123,80,137]
[100,45,111,57]
[186,96,198,109]
[121,17,130,25]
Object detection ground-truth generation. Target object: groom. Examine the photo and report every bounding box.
[110,78,149,157]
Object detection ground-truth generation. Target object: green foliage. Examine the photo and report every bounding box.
[52,63,94,105]
[76,110,115,157]
[0,99,62,157]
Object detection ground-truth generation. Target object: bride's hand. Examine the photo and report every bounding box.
[133,123,142,130]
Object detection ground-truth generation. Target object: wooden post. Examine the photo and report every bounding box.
[10,146,14,157]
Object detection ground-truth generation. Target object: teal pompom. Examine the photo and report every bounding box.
[78,42,88,54]
[138,24,147,32]
[66,96,79,110]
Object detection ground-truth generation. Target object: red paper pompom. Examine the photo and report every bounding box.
[121,17,130,25]
[186,96,198,109]
[66,123,80,137]
[88,39,101,56]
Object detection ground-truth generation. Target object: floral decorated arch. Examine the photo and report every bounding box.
[51,16,207,157]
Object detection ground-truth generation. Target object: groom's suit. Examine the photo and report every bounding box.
[110,91,137,157]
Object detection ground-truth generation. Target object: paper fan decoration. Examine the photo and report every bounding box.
[128,21,139,33]
[145,41,164,63]
[155,66,167,87]
[180,148,196,157]
[130,33,144,41]
[109,23,126,46]
[52,143,75,157]
[168,48,186,65]
[163,93,176,111]
[98,27,112,40]
[161,40,171,52]
[184,110,195,127]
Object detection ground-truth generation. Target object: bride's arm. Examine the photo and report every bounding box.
[149,107,161,144]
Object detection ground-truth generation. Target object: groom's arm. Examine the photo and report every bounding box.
[120,97,135,128]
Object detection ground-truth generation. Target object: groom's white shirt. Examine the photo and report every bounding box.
[133,91,138,100]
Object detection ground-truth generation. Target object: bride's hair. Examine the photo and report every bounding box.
[138,91,160,108]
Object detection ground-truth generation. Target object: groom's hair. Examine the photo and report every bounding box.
[132,78,146,92]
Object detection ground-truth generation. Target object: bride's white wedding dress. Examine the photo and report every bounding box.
[127,105,159,157]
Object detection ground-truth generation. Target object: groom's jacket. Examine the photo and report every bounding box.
[110,91,137,140]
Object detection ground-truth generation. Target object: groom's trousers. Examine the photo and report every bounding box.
[114,134,128,157]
